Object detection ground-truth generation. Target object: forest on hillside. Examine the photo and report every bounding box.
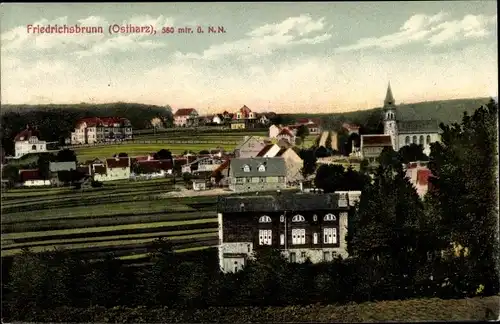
[1,103,173,156]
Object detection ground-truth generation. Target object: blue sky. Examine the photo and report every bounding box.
[1,2,497,114]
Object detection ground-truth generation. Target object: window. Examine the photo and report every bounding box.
[290,252,296,263]
[419,135,424,144]
[313,233,318,244]
[292,228,306,245]
[301,251,306,259]
[258,164,266,172]
[412,135,417,144]
[259,215,272,223]
[324,213,336,221]
[259,177,266,183]
[405,136,410,145]
[323,251,331,262]
[280,215,284,222]
[243,165,250,172]
[236,178,243,184]
[313,214,318,221]
[323,228,337,244]
[426,135,431,144]
[259,229,272,245]
[31,145,36,150]
[280,234,285,245]
[292,214,305,222]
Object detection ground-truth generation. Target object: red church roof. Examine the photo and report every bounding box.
[14,128,41,141]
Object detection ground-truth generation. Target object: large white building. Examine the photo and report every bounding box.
[70,117,133,145]
[14,127,47,158]
[382,83,441,156]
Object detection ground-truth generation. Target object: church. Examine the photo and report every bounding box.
[382,83,441,156]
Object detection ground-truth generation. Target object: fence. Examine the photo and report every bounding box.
[63,139,240,149]
[133,126,267,135]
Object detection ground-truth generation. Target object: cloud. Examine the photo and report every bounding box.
[1,15,173,57]
[336,12,496,52]
[175,14,332,61]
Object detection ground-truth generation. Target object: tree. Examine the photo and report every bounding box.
[426,99,499,295]
[117,152,128,158]
[2,164,20,184]
[199,150,210,155]
[398,143,428,164]
[315,146,330,158]
[154,149,172,160]
[296,125,310,143]
[314,164,346,193]
[298,148,317,178]
[37,153,56,180]
[56,149,77,162]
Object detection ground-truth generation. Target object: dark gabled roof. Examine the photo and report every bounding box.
[14,127,41,141]
[217,193,349,213]
[256,144,275,157]
[397,120,440,134]
[384,82,395,106]
[276,148,287,156]
[174,108,197,117]
[361,135,392,146]
[94,165,107,174]
[19,169,42,181]
[106,157,130,168]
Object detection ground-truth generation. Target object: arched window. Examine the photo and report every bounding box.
[405,136,410,145]
[426,135,431,144]
[292,214,305,222]
[258,164,266,172]
[259,215,272,223]
[412,136,417,144]
[32,145,37,150]
[313,214,318,221]
[419,135,424,144]
[280,215,284,222]
[324,213,336,221]
[243,165,250,172]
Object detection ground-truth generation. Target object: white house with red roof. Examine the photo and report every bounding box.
[174,108,199,127]
[93,157,131,182]
[405,161,433,199]
[70,117,132,145]
[276,127,296,145]
[14,126,48,158]
[231,105,257,129]
[18,169,51,187]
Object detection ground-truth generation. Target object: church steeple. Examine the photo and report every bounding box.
[384,82,395,107]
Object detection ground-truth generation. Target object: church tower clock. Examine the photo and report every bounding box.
[383,82,398,150]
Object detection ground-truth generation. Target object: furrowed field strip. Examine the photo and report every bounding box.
[118,245,213,260]
[1,200,196,222]
[2,228,218,250]
[2,213,217,234]
[1,232,217,257]
[1,218,218,241]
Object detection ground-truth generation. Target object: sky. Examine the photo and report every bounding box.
[1,2,498,115]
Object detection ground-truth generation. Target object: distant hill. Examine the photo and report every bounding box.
[282,97,493,131]
[1,103,173,156]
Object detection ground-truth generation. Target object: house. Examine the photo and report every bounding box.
[276,147,304,183]
[231,105,257,129]
[211,159,231,186]
[212,114,224,125]
[132,159,173,178]
[360,134,393,164]
[276,128,296,145]
[405,161,433,199]
[192,179,208,191]
[268,125,282,139]
[382,83,441,155]
[217,192,353,272]
[182,157,224,174]
[343,123,360,135]
[174,108,199,127]
[19,169,51,187]
[70,117,133,145]
[93,157,131,182]
[228,157,286,192]
[14,126,47,158]
[150,117,165,129]
[49,161,77,185]
[234,136,268,158]
[256,144,281,158]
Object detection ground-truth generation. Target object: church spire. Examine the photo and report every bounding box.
[384,82,395,107]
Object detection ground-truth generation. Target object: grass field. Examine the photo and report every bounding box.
[1,178,219,261]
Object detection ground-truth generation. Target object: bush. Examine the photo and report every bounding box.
[91,180,103,188]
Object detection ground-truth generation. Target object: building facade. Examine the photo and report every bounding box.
[382,83,441,155]
[277,147,304,183]
[360,134,393,164]
[230,105,258,129]
[71,117,133,145]
[174,108,199,127]
[234,136,268,158]
[93,157,131,182]
[14,127,48,158]
[217,192,352,273]
[228,157,287,192]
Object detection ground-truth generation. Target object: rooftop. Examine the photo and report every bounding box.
[361,135,393,146]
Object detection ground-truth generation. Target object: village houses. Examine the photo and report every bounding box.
[70,117,133,145]
[217,192,352,273]
[92,157,131,182]
[230,105,257,129]
[14,126,47,159]
[173,108,199,127]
